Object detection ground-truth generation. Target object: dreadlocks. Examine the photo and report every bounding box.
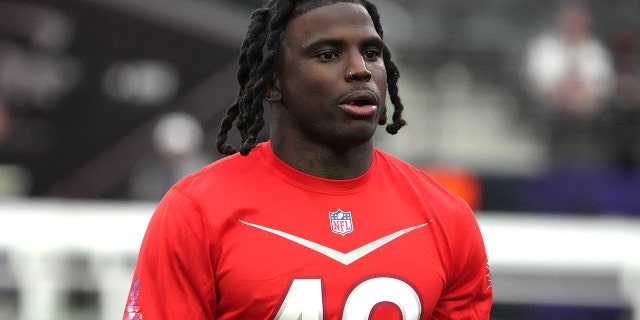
[216,0,406,156]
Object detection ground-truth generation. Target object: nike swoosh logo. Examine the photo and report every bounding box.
[237,219,433,265]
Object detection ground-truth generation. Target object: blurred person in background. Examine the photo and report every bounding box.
[123,0,493,319]
[0,100,8,147]
[520,5,635,317]
[0,100,22,196]
[602,22,640,171]
[524,1,614,167]
[128,112,213,201]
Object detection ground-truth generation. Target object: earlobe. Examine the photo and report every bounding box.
[265,78,282,102]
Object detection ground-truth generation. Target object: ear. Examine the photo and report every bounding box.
[265,76,282,103]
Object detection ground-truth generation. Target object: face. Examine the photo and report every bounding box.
[269,2,387,151]
[559,5,590,43]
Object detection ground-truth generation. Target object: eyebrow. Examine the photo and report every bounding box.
[303,36,384,54]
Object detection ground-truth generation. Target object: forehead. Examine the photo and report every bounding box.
[284,2,378,45]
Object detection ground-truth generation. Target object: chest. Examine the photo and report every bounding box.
[211,202,448,319]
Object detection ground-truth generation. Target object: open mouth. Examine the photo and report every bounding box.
[339,90,379,106]
[336,89,379,117]
[348,99,373,107]
[339,96,378,117]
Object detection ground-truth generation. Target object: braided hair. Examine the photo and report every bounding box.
[216,0,406,156]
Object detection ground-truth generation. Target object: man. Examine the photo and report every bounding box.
[123,0,493,319]
[523,1,614,168]
[524,1,613,116]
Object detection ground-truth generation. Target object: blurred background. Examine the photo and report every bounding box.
[0,0,639,319]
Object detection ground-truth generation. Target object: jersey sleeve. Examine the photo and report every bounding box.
[123,186,217,320]
[430,201,493,320]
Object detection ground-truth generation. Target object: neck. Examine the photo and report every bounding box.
[270,135,374,180]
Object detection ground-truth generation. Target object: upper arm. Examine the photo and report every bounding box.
[431,202,493,320]
[123,187,217,320]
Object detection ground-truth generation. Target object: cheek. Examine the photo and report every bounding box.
[373,61,387,80]
[371,66,388,121]
[373,67,388,100]
[284,71,333,103]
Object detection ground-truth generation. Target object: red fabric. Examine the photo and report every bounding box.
[123,141,492,319]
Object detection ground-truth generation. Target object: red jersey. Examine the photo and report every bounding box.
[123,141,492,319]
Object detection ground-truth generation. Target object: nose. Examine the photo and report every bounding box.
[345,53,372,82]
[347,69,372,82]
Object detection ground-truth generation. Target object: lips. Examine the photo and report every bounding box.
[337,90,379,117]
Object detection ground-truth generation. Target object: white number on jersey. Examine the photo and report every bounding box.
[274,277,421,320]
[274,279,323,320]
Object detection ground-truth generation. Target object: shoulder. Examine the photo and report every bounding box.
[377,148,478,215]
[374,148,463,201]
[172,144,267,196]
[374,148,476,222]
[145,145,272,230]
[528,32,560,50]
[582,38,613,59]
[373,148,429,178]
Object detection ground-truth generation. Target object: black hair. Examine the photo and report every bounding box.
[216,0,406,156]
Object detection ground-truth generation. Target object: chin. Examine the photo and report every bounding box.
[332,126,377,149]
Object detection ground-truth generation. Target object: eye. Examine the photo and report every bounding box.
[316,51,339,62]
[363,48,381,61]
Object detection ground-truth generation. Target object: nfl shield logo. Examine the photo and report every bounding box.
[329,209,353,236]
